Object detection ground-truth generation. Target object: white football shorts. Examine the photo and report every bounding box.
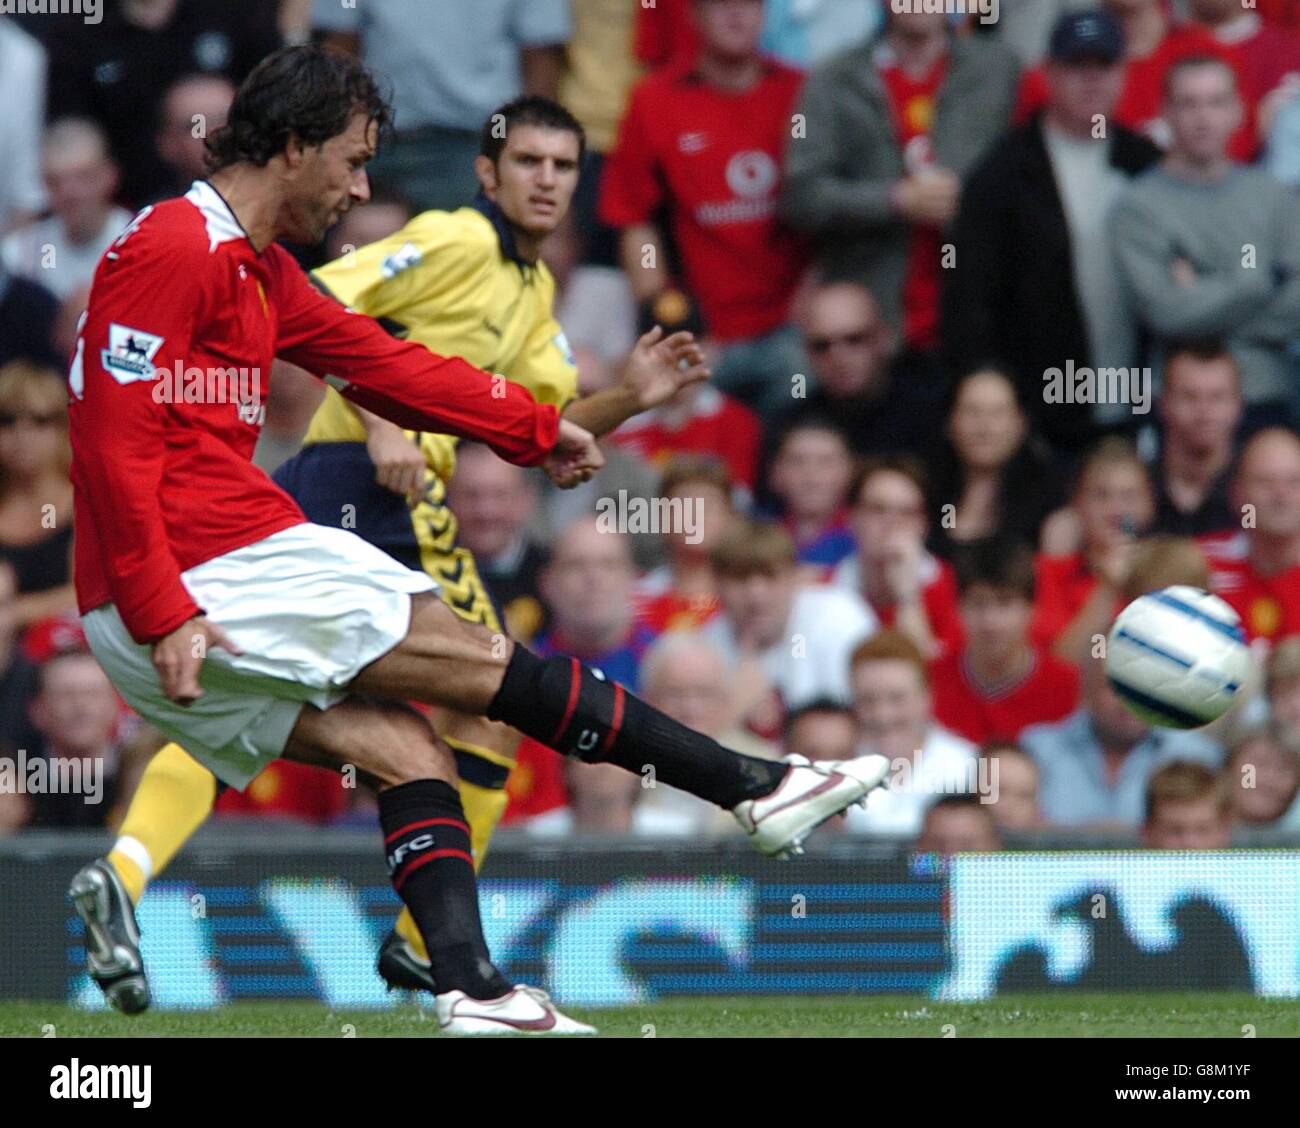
[82,523,438,789]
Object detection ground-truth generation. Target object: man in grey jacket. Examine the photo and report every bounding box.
[1112,54,1300,433]
[779,9,1020,374]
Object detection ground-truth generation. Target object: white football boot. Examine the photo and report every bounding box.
[436,984,597,1035]
[733,753,891,857]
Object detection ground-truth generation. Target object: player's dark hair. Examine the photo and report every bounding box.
[206,45,393,172]
[480,96,586,165]
[952,536,1037,601]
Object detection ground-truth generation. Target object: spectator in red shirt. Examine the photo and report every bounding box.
[600,0,809,418]
[214,760,347,824]
[1036,437,1156,660]
[1202,428,1300,644]
[829,456,964,661]
[1189,0,1300,152]
[931,538,1082,745]
[767,417,856,572]
[635,456,737,634]
[607,379,762,493]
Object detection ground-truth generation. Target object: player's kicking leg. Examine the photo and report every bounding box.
[353,595,891,857]
[282,695,593,1034]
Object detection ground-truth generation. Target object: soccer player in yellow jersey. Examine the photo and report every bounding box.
[76,96,710,1011]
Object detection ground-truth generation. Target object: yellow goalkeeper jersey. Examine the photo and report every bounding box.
[304,198,578,481]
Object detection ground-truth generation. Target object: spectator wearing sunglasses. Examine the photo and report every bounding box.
[0,361,74,629]
[787,280,933,459]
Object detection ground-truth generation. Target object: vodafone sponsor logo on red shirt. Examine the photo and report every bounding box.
[696,150,780,226]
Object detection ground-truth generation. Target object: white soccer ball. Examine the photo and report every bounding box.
[1105,585,1251,729]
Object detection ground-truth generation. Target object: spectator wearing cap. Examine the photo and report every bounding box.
[1,119,133,302]
[780,6,1019,412]
[1017,0,1251,157]
[1112,55,1300,433]
[600,0,809,420]
[789,280,932,459]
[944,10,1161,455]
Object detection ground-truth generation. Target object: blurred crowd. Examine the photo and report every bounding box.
[1,0,1299,852]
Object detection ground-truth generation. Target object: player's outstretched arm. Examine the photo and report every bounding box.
[271,248,562,468]
[560,326,711,438]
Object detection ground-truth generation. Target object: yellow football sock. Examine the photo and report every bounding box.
[107,742,219,904]
[394,739,514,964]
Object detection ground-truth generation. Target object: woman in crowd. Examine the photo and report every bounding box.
[927,366,1064,560]
[0,361,75,628]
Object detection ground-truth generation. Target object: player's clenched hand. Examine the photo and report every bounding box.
[151,617,243,706]
[366,418,428,503]
[622,326,711,411]
[544,417,604,489]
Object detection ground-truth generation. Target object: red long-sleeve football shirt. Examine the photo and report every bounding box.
[69,182,558,644]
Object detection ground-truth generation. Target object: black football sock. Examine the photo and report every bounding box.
[378,779,510,1000]
[486,646,788,809]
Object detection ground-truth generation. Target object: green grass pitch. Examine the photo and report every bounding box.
[2,995,1298,1038]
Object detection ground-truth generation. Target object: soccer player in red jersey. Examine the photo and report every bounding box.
[930,539,1081,745]
[1201,428,1300,644]
[66,45,890,1034]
